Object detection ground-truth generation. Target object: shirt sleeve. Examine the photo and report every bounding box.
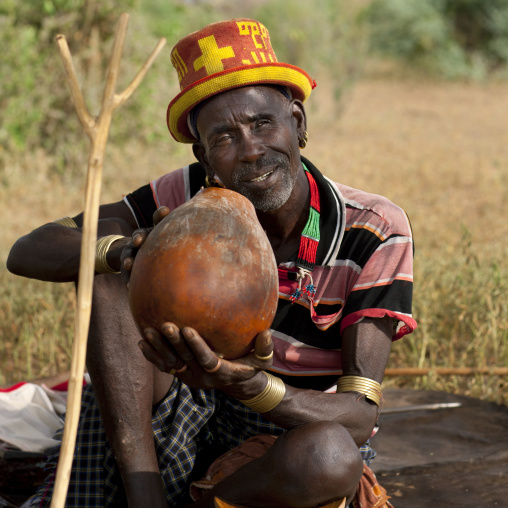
[340,230,417,340]
[124,183,157,228]
[123,164,206,228]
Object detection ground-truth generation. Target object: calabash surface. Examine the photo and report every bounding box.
[128,187,279,360]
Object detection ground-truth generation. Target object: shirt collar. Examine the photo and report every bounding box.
[300,156,346,267]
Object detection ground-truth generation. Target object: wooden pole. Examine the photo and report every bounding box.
[384,367,508,376]
[51,14,165,508]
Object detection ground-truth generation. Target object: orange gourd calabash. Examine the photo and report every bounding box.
[128,187,279,360]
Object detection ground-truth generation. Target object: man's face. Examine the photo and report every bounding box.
[193,86,305,212]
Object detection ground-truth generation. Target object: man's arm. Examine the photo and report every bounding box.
[6,201,137,282]
[259,317,391,446]
[139,317,391,507]
[140,316,392,448]
[88,273,173,508]
[7,200,172,507]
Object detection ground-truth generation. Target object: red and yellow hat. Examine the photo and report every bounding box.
[166,18,316,143]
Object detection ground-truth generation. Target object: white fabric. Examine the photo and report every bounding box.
[0,383,66,453]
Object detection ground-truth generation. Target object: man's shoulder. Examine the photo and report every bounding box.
[125,163,206,227]
[335,182,412,237]
[154,162,205,189]
[152,162,206,205]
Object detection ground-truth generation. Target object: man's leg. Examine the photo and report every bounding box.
[87,273,173,508]
[193,421,363,508]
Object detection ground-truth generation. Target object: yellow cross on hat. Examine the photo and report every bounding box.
[194,35,235,75]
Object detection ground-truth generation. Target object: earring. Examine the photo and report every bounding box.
[205,174,216,188]
[205,173,226,188]
[299,131,309,149]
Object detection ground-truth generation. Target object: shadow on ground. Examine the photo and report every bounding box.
[372,389,508,507]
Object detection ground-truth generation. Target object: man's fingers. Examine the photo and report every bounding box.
[203,358,221,373]
[120,228,152,274]
[140,326,185,373]
[179,327,223,373]
[138,337,168,373]
[253,329,273,363]
[122,256,133,272]
[153,206,170,226]
[120,245,138,268]
[161,323,196,366]
[132,228,151,247]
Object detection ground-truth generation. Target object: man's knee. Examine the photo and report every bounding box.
[266,421,363,505]
[93,272,127,300]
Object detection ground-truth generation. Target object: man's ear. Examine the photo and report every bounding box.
[291,100,307,138]
[192,142,211,173]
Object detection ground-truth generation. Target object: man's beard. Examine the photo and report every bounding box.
[231,153,296,212]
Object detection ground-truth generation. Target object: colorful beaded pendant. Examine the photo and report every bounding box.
[290,164,320,303]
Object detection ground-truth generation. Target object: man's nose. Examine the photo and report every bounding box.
[238,131,265,162]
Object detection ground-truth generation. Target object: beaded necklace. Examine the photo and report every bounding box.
[289,164,320,303]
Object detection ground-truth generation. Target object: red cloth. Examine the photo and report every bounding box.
[352,465,394,508]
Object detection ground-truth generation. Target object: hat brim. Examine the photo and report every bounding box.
[167,63,315,143]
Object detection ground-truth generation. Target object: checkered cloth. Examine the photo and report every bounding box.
[29,381,376,507]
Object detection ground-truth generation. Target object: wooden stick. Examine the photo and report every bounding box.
[116,37,167,107]
[384,367,508,376]
[54,34,94,136]
[381,402,462,414]
[51,14,165,508]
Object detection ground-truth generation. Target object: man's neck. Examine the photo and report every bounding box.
[256,168,310,265]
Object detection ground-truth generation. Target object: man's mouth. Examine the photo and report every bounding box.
[249,169,274,182]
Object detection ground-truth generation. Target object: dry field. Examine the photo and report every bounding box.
[309,76,508,253]
[1,74,507,403]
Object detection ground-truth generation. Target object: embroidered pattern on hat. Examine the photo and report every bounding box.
[193,36,235,75]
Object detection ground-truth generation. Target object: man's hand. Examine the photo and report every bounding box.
[138,322,273,399]
[119,206,171,281]
[119,229,151,278]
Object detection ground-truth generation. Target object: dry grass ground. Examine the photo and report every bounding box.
[1,74,507,403]
[308,76,508,253]
[308,76,508,404]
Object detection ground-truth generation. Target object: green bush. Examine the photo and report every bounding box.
[251,0,368,103]
[0,0,187,178]
[365,0,508,79]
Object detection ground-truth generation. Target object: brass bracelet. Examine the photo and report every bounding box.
[53,216,78,228]
[95,235,125,274]
[336,375,382,406]
[239,372,286,413]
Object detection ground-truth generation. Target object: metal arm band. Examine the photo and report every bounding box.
[95,235,125,274]
[336,375,382,406]
[53,216,78,228]
[239,372,286,413]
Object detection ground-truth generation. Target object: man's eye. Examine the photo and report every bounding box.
[215,134,231,145]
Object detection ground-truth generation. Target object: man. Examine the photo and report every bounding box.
[7,19,416,508]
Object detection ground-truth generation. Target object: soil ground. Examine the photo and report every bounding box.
[372,389,508,508]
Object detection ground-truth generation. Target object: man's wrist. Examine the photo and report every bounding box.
[96,235,126,274]
[222,370,267,401]
[53,216,79,228]
[239,372,286,413]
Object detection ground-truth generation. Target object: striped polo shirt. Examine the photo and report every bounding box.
[124,157,416,391]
